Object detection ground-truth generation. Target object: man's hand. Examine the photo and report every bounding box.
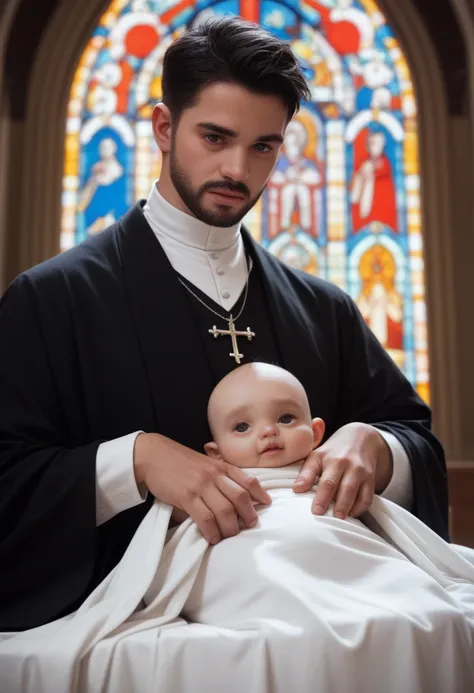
[134,433,272,544]
[293,423,393,519]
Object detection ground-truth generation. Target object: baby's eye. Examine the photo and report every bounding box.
[235,422,249,433]
[279,414,295,425]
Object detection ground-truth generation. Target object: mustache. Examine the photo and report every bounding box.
[200,181,250,198]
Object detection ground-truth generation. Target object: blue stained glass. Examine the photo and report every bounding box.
[93,26,109,39]
[261,1,300,39]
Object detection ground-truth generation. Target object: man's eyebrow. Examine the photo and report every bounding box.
[198,122,237,137]
[257,133,284,145]
[197,122,284,145]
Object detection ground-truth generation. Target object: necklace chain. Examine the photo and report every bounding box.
[176,267,251,324]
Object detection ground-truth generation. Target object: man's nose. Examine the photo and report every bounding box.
[219,147,250,182]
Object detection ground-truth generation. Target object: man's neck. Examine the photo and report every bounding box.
[156,178,192,218]
[142,181,248,312]
[146,181,241,252]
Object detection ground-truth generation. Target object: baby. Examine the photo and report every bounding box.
[204,361,325,469]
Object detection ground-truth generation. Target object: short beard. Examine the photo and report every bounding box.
[169,144,263,228]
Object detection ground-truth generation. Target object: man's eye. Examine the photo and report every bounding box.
[279,414,294,424]
[205,134,221,144]
[254,143,271,153]
[235,422,249,433]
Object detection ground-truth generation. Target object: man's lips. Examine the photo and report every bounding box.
[208,189,246,201]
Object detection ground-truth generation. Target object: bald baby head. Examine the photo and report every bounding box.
[208,363,310,434]
[205,362,324,468]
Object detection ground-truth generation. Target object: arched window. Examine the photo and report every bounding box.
[62,0,429,402]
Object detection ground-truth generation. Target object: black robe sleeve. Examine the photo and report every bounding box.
[0,275,99,631]
[334,292,449,541]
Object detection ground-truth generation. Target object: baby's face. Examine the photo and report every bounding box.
[207,367,318,468]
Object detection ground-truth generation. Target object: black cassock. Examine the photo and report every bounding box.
[0,203,448,632]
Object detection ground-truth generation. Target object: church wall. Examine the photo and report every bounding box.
[1,120,28,290]
[448,116,474,461]
[0,89,9,293]
[449,0,474,462]
[0,0,23,293]
[449,465,474,548]
[445,113,474,546]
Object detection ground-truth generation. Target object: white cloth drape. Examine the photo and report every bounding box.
[2,464,474,693]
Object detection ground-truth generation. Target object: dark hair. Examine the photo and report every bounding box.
[161,15,310,121]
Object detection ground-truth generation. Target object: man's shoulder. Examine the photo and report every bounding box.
[17,218,125,295]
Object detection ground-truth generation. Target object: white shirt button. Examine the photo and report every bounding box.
[210,253,219,260]
[222,290,230,299]
[216,268,225,276]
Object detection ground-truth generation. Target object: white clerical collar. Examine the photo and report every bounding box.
[145,182,241,252]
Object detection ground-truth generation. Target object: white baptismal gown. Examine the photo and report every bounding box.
[1,464,473,693]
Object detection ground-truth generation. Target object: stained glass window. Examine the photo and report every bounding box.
[62,0,430,402]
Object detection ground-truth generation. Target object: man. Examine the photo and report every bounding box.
[0,16,448,633]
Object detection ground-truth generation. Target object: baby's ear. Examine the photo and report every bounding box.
[204,441,224,460]
[311,418,325,449]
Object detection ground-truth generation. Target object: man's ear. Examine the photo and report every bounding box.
[311,418,325,449]
[204,441,224,460]
[152,103,173,154]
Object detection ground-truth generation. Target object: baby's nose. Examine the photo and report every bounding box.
[262,423,279,437]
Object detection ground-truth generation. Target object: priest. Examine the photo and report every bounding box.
[0,16,448,634]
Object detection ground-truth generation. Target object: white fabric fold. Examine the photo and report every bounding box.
[1,464,473,693]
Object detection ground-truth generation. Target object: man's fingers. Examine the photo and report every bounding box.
[311,465,345,516]
[333,473,361,520]
[203,485,242,539]
[215,476,259,530]
[186,497,222,545]
[227,465,272,506]
[349,481,374,518]
[293,452,322,492]
[181,465,269,542]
